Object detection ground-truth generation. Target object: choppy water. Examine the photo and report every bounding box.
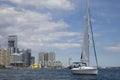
[0,68,120,80]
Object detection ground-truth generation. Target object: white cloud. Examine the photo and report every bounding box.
[10,0,75,10]
[0,6,68,32]
[105,44,120,53]
[0,35,3,39]
[47,32,81,40]
[47,43,81,50]
[0,6,81,50]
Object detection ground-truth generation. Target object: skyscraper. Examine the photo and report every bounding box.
[38,52,45,67]
[49,52,55,62]
[23,49,31,66]
[44,52,55,62]
[38,52,55,68]
[30,56,35,65]
[8,35,17,54]
[10,52,24,67]
[0,48,10,67]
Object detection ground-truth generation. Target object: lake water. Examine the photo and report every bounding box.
[0,68,120,80]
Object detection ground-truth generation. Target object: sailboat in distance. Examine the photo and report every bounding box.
[71,0,98,75]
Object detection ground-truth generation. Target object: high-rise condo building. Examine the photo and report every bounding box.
[38,52,55,68]
[8,35,17,54]
[30,56,35,65]
[0,48,10,67]
[38,52,45,67]
[23,49,31,66]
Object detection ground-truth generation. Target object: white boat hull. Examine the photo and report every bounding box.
[71,66,98,75]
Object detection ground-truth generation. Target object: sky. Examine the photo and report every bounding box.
[0,0,120,67]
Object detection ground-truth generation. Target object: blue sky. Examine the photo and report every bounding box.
[0,0,120,67]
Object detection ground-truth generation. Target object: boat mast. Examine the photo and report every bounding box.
[87,0,99,67]
[86,0,90,66]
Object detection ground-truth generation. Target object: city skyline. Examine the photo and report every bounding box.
[38,52,63,68]
[0,0,120,67]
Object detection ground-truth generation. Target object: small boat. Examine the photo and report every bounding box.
[33,63,39,69]
[71,66,98,75]
[71,0,98,75]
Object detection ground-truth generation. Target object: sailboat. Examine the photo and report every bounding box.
[71,0,98,75]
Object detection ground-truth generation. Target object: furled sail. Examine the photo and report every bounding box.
[80,0,90,66]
